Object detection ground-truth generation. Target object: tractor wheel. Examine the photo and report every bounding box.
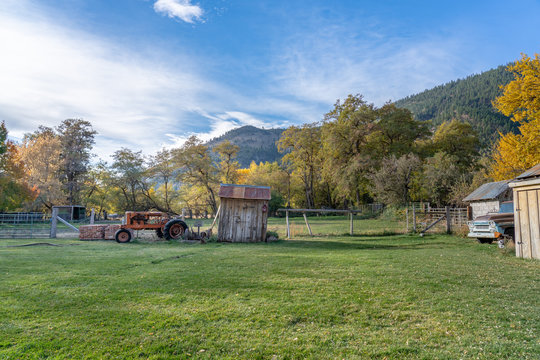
[163,219,188,240]
[115,229,132,243]
[156,228,164,238]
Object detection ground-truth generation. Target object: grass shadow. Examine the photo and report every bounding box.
[269,238,449,251]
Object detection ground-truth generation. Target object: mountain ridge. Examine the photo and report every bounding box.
[207,65,517,167]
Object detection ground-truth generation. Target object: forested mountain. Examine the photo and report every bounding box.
[394,65,517,145]
[206,125,284,167]
[208,65,516,167]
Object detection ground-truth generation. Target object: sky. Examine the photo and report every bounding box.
[1,0,539,161]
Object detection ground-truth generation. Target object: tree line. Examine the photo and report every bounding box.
[1,53,538,215]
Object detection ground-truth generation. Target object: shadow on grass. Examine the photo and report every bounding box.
[269,238,449,251]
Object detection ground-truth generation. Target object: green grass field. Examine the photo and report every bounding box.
[1,217,539,359]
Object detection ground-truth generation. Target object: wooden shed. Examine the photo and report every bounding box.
[52,205,86,221]
[217,184,271,243]
[509,163,540,260]
[463,180,512,219]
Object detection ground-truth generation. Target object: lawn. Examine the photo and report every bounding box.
[0,218,539,359]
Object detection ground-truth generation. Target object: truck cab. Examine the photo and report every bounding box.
[467,201,514,244]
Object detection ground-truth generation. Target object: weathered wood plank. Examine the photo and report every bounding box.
[528,190,540,259]
[218,197,268,242]
[515,192,523,258]
[518,190,531,259]
[303,213,313,236]
[262,200,268,242]
[277,208,361,214]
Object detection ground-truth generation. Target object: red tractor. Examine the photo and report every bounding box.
[115,211,188,243]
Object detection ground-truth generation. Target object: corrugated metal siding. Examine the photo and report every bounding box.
[515,163,540,180]
[463,180,511,202]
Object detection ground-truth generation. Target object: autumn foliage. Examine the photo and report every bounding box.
[491,54,540,180]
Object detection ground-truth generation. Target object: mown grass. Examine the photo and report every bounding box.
[267,215,405,238]
[0,218,539,359]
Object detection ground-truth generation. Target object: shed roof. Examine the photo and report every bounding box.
[218,184,271,200]
[515,163,540,180]
[462,180,510,202]
[52,205,85,208]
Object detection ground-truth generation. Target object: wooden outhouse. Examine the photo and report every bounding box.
[509,163,540,260]
[217,184,271,242]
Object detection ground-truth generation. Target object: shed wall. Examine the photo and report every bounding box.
[470,200,499,219]
[218,198,268,242]
[513,184,540,260]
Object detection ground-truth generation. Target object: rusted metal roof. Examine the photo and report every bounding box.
[515,163,540,180]
[463,180,511,202]
[218,184,271,200]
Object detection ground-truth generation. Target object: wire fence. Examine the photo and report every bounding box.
[0,204,472,240]
[406,205,470,235]
[270,204,471,238]
[0,212,85,239]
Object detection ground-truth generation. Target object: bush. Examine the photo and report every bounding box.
[378,206,405,221]
[266,230,279,241]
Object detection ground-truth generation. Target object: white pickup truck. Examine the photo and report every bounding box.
[467,201,514,244]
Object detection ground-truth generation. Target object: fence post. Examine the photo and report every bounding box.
[90,208,95,224]
[406,206,409,233]
[412,205,417,233]
[50,207,58,239]
[286,210,290,239]
[349,211,353,235]
[303,213,313,236]
[446,206,451,234]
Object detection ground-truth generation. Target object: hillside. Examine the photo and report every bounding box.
[206,125,285,167]
[394,65,517,145]
[208,66,517,167]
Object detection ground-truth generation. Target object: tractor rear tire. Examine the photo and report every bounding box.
[115,229,132,243]
[163,219,188,240]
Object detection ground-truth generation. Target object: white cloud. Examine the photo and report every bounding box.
[164,110,278,148]
[153,0,203,24]
[0,0,473,164]
[0,2,308,161]
[0,3,238,159]
[0,4,212,160]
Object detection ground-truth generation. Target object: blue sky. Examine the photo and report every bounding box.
[1,0,539,160]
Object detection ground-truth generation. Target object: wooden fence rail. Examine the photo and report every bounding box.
[408,205,469,234]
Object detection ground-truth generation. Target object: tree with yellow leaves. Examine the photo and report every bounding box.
[491,53,540,180]
[17,127,65,210]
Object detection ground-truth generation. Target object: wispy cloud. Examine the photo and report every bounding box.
[271,17,466,106]
[0,1,316,161]
[0,0,484,163]
[0,5,209,159]
[165,110,285,148]
[153,0,203,24]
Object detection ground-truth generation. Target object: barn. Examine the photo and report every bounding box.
[463,180,513,219]
[217,184,271,243]
[509,163,540,260]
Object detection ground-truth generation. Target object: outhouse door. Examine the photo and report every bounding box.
[515,189,540,259]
